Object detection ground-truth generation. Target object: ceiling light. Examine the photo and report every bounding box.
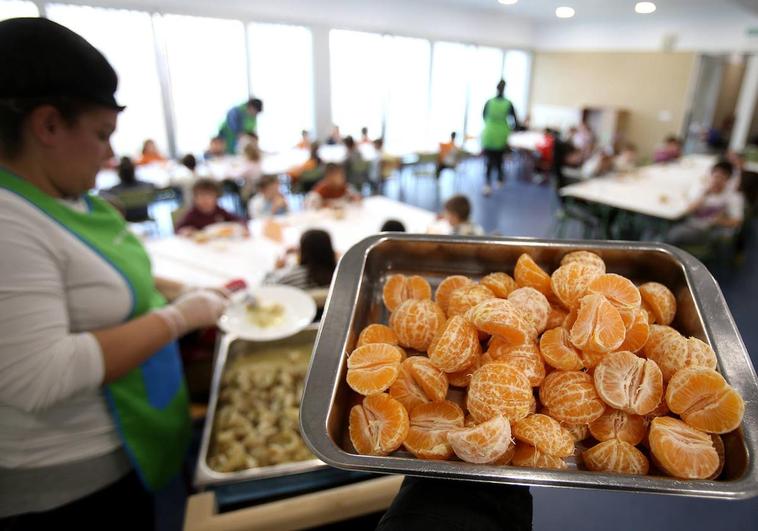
[635,2,656,14]
[555,6,575,18]
[498,0,518,5]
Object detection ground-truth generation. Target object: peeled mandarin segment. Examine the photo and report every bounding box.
[511,442,568,470]
[550,262,603,310]
[587,274,641,324]
[447,355,480,388]
[618,308,650,353]
[569,293,626,353]
[434,275,473,314]
[494,442,517,465]
[593,351,663,415]
[488,340,546,387]
[349,393,409,456]
[467,362,533,423]
[541,407,589,442]
[389,356,448,411]
[579,349,606,370]
[648,416,719,479]
[589,409,646,445]
[389,299,446,352]
[539,371,605,425]
[665,367,745,434]
[546,304,569,330]
[540,327,584,371]
[560,250,606,273]
[507,287,550,336]
[428,315,482,373]
[480,272,518,298]
[447,284,495,317]
[447,415,512,464]
[389,361,429,412]
[513,413,575,457]
[643,325,717,382]
[406,275,432,300]
[639,282,677,326]
[346,344,403,395]
[562,305,578,330]
[403,400,464,460]
[357,324,399,348]
[514,253,554,298]
[382,274,407,312]
[582,439,649,475]
[468,298,532,346]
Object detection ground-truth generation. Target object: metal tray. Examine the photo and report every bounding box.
[195,325,326,488]
[300,235,758,499]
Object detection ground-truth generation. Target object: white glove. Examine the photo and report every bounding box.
[154,289,227,339]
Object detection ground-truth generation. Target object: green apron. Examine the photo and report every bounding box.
[219,103,257,154]
[0,169,190,492]
[481,97,512,151]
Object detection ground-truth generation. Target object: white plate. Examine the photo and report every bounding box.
[218,285,317,341]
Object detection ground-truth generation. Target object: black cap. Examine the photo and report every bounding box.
[0,17,124,110]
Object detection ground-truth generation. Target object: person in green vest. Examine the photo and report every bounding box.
[219,97,263,154]
[0,18,227,528]
[481,79,520,196]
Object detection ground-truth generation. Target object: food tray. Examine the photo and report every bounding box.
[300,235,758,499]
[195,325,325,488]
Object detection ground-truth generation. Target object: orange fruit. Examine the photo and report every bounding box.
[346,343,404,395]
[562,305,578,330]
[588,409,646,445]
[560,250,606,273]
[357,324,399,348]
[666,367,744,434]
[618,308,650,353]
[546,304,569,330]
[507,287,550,336]
[540,327,584,371]
[389,356,448,412]
[540,371,605,425]
[494,441,517,465]
[550,261,603,310]
[513,413,575,457]
[579,349,606,370]
[582,439,649,475]
[448,415,513,464]
[447,355,480,388]
[593,351,663,415]
[467,362,533,423]
[403,400,464,460]
[467,298,532,346]
[487,339,546,387]
[480,272,518,298]
[389,299,446,352]
[646,392,670,420]
[511,442,568,470]
[383,274,432,312]
[447,284,496,317]
[639,282,676,326]
[643,325,717,382]
[435,275,474,315]
[349,393,409,456]
[648,416,719,479]
[569,294,626,353]
[428,315,482,373]
[641,300,657,324]
[587,274,641,328]
[514,253,553,299]
[564,422,590,442]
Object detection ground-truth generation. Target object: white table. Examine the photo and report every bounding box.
[560,155,716,220]
[508,131,547,152]
[96,161,194,190]
[144,196,436,288]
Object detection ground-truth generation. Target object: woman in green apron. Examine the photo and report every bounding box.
[0,19,226,529]
[481,79,520,196]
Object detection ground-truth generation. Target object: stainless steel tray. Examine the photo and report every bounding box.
[300,235,758,499]
[195,325,325,488]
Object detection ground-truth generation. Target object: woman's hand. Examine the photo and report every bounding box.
[154,290,227,339]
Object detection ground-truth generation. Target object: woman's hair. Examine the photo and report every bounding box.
[117,156,136,185]
[381,219,406,232]
[299,229,336,287]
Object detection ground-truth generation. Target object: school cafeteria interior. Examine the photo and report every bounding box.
[1,0,758,530]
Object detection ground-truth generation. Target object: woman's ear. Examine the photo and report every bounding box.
[27,105,66,148]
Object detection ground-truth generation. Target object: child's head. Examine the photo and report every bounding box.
[181,154,197,172]
[620,143,637,158]
[450,131,457,141]
[373,137,384,150]
[344,135,356,150]
[243,142,261,162]
[301,129,309,139]
[117,156,136,184]
[192,179,221,214]
[247,97,263,115]
[381,219,406,232]
[709,161,733,194]
[361,127,369,137]
[257,175,279,198]
[324,163,346,187]
[443,195,472,226]
[310,141,321,162]
[142,139,157,156]
[209,136,226,155]
[665,135,682,150]
[299,229,337,286]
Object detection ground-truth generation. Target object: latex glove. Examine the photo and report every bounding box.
[154,289,227,339]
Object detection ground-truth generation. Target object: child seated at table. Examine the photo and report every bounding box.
[296,130,311,150]
[442,195,484,236]
[264,229,337,289]
[205,136,227,160]
[289,142,322,184]
[176,179,244,235]
[666,161,744,245]
[654,135,682,163]
[436,132,459,178]
[136,139,166,166]
[248,175,288,219]
[614,143,638,172]
[240,142,263,199]
[305,163,360,209]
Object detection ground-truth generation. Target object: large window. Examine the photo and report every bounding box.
[248,23,314,152]
[428,42,472,145]
[47,4,168,158]
[0,0,38,21]
[158,14,248,156]
[465,47,505,140]
[504,50,531,123]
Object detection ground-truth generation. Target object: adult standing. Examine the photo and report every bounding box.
[219,97,263,154]
[481,79,519,196]
[0,18,226,529]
